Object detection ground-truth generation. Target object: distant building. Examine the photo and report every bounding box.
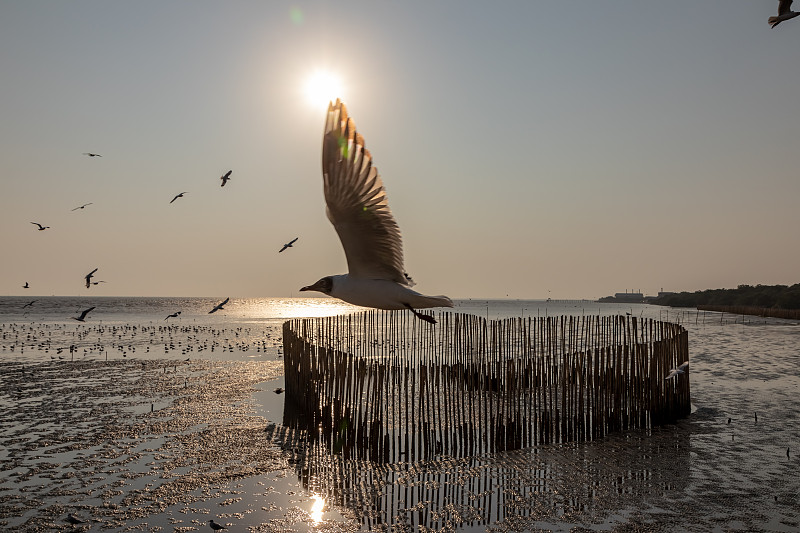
[613,292,645,302]
[598,291,646,303]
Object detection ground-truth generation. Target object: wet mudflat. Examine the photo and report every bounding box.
[1,311,799,532]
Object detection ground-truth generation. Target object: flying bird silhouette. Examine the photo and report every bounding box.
[170,192,188,204]
[82,152,102,157]
[22,300,37,308]
[31,222,50,231]
[770,0,799,27]
[299,100,452,324]
[220,170,232,187]
[165,311,181,320]
[71,203,93,211]
[85,268,98,288]
[279,237,299,253]
[665,361,689,380]
[209,297,230,314]
[23,282,29,289]
[72,306,95,322]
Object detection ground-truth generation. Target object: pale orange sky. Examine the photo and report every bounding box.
[2,1,799,299]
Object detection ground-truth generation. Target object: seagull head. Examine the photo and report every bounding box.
[300,276,333,295]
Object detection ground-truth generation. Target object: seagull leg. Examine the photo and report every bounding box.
[404,303,437,325]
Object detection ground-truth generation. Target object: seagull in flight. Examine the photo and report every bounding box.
[83,152,102,157]
[23,282,30,289]
[22,300,37,308]
[209,297,230,314]
[770,0,799,27]
[72,203,93,211]
[72,306,95,322]
[31,222,50,231]
[299,100,453,324]
[165,311,181,320]
[220,170,232,187]
[279,237,299,253]
[665,361,689,380]
[170,192,188,204]
[85,268,98,288]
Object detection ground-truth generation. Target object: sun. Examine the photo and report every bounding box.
[304,70,343,109]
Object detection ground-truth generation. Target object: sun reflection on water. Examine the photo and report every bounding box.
[237,297,362,320]
[310,494,325,525]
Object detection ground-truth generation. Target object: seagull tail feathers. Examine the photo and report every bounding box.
[769,16,781,27]
[415,295,454,309]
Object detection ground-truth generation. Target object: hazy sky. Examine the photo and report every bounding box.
[2,1,799,300]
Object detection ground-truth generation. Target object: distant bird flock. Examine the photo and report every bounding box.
[20,154,246,304]
[18,101,457,324]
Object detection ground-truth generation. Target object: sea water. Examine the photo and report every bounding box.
[1,297,798,531]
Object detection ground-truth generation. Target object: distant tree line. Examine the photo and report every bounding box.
[650,284,800,310]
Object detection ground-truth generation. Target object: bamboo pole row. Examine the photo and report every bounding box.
[282,312,689,462]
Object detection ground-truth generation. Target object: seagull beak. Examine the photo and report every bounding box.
[299,277,331,294]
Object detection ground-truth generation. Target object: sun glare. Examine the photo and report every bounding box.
[310,494,325,525]
[304,70,343,109]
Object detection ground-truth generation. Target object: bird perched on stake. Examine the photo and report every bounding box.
[220,170,232,187]
[209,297,230,314]
[279,237,299,253]
[299,100,453,324]
[770,0,799,27]
[665,361,689,380]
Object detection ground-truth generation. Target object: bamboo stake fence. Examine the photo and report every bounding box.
[282,312,689,462]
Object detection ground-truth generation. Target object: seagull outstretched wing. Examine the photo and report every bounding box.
[322,99,407,285]
[209,297,229,314]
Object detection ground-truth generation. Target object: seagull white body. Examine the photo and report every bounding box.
[315,275,452,310]
[665,361,689,380]
[770,0,799,27]
[300,100,452,318]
